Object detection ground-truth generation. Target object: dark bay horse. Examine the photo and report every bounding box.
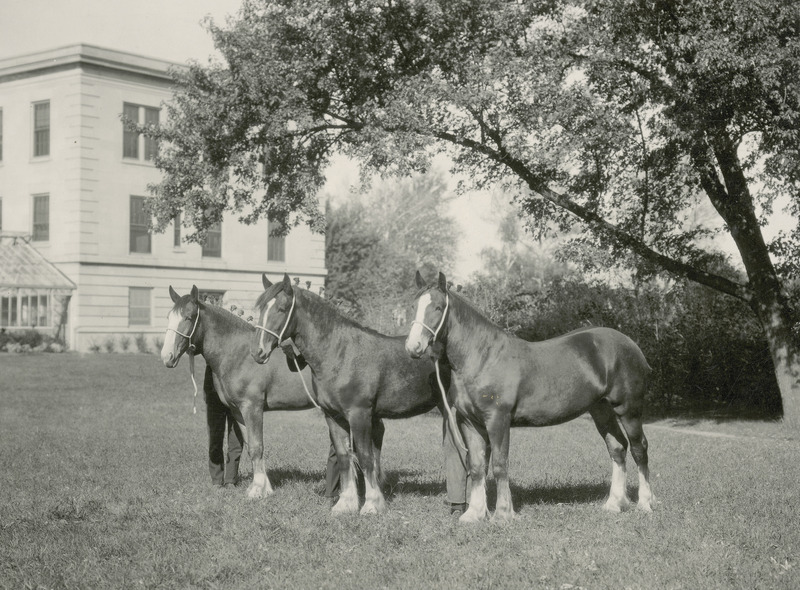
[405,272,654,523]
[160,285,320,499]
[251,273,460,516]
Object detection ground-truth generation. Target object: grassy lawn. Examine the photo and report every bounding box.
[1,353,798,589]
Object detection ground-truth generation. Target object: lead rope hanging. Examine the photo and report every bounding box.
[435,358,468,456]
[188,352,198,414]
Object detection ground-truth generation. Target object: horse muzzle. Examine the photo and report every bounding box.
[252,346,272,364]
[161,351,180,368]
[404,338,427,359]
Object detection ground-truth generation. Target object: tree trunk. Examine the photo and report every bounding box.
[699,133,800,424]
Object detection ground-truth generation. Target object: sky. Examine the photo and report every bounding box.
[0,0,497,281]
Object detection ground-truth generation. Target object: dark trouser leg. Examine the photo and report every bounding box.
[444,415,469,508]
[224,416,244,485]
[325,438,339,498]
[204,366,226,486]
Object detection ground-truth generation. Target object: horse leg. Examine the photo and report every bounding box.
[487,412,514,521]
[590,401,631,512]
[242,403,272,499]
[459,419,490,523]
[326,414,359,514]
[350,411,386,515]
[618,412,653,512]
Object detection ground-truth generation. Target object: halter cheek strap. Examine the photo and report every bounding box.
[254,292,296,346]
[412,292,449,343]
[167,310,200,351]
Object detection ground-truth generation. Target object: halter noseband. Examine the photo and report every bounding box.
[167,308,200,352]
[412,291,449,344]
[254,292,296,347]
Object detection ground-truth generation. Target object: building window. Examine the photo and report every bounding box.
[32,194,49,241]
[173,213,181,247]
[129,196,151,254]
[33,101,50,157]
[128,287,151,326]
[202,222,222,258]
[267,220,286,262]
[198,290,225,306]
[0,292,50,328]
[123,103,159,161]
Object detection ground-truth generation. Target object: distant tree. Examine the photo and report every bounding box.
[325,171,457,331]
[144,0,800,422]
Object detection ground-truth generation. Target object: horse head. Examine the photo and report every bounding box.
[161,285,201,368]
[252,273,296,364]
[405,270,449,359]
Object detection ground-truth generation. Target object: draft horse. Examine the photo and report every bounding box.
[252,273,461,515]
[405,272,654,523]
[160,285,322,498]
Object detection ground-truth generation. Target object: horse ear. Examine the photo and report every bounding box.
[282,273,293,294]
[415,270,426,289]
[437,272,448,292]
[262,273,272,290]
[190,285,199,302]
[169,285,180,303]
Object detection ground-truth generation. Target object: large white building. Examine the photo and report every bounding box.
[0,45,326,351]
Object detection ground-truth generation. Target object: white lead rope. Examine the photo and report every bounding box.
[189,352,198,414]
[416,292,467,455]
[292,356,320,409]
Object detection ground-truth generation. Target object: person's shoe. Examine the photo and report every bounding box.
[449,502,467,516]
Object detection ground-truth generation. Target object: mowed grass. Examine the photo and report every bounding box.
[1,354,798,590]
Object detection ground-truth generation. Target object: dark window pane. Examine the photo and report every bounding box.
[267,220,285,262]
[32,195,49,241]
[202,222,222,257]
[123,104,139,158]
[129,196,151,253]
[33,102,50,157]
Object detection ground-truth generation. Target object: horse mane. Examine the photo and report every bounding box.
[286,287,395,340]
[197,301,255,333]
[416,287,510,342]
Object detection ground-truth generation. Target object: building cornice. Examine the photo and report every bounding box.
[0,44,185,85]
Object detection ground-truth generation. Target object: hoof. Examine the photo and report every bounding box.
[331,497,359,515]
[459,508,487,523]
[247,484,273,499]
[637,497,653,512]
[491,509,514,522]
[603,496,631,513]
[360,497,386,515]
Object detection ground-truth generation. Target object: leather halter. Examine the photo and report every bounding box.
[167,308,200,352]
[412,291,449,344]
[254,292,296,346]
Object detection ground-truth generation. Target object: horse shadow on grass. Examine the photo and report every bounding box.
[240,467,618,510]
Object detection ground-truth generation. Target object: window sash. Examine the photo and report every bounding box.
[202,222,222,258]
[143,107,159,161]
[32,194,49,241]
[123,104,139,159]
[267,220,286,262]
[173,213,181,247]
[129,196,151,253]
[129,288,151,325]
[33,102,50,157]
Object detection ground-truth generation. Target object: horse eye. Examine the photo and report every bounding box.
[435,306,442,312]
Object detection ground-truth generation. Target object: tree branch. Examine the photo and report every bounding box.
[431,129,753,302]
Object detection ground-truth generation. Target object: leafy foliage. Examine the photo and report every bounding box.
[325,170,457,332]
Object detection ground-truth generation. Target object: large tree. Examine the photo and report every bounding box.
[147,0,800,423]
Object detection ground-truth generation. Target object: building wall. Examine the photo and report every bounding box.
[0,46,327,351]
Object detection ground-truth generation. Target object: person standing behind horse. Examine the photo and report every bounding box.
[204,365,244,488]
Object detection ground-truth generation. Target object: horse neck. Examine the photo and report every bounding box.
[445,295,509,375]
[197,306,250,371]
[291,291,348,369]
